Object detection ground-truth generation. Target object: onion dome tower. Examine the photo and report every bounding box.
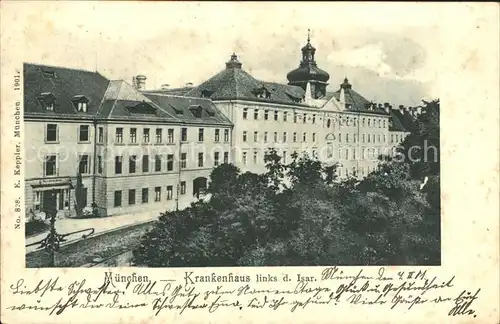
[286,29,330,99]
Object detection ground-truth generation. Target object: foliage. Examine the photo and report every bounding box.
[25,218,49,237]
[133,101,441,266]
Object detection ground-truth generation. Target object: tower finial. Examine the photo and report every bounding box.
[307,29,311,43]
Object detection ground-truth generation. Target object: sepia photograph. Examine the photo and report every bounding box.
[22,5,440,268]
[2,2,499,324]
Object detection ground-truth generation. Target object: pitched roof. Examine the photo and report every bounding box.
[145,86,194,96]
[143,93,232,125]
[185,65,307,106]
[389,110,408,131]
[331,88,386,115]
[390,109,418,132]
[23,63,109,117]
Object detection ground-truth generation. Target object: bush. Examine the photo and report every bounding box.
[25,219,49,237]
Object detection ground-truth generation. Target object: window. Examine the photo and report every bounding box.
[77,102,88,113]
[214,152,220,166]
[167,186,173,200]
[254,109,259,120]
[253,150,258,164]
[243,108,248,119]
[155,187,161,202]
[303,132,307,142]
[368,119,371,127]
[242,152,247,165]
[346,133,349,143]
[312,114,316,124]
[363,134,366,143]
[115,156,122,174]
[223,152,229,164]
[215,129,220,142]
[352,148,356,160]
[198,128,204,142]
[79,125,89,142]
[181,128,188,142]
[128,189,136,205]
[273,132,278,143]
[293,132,297,142]
[294,113,297,123]
[198,153,204,167]
[274,110,278,121]
[345,149,349,160]
[243,131,247,142]
[312,133,316,142]
[44,155,57,176]
[130,128,137,143]
[143,128,150,143]
[378,134,381,143]
[303,113,307,124]
[354,134,357,142]
[115,128,123,143]
[98,127,103,143]
[224,129,229,142]
[283,151,287,164]
[383,135,386,143]
[368,134,371,143]
[362,118,366,127]
[114,191,122,207]
[264,132,268,143]
[372,134,376,143]
[46,124,58,142]
[155,155,162,172]
[327,119,331,128]
[180,181,186,195]
[156,129,162,144]
[129,155,136,173]
[142,188,149,204]
[339,133,342,143]
[167,154,173,171]
[253,131,258,142]
[283,132,287,143]
[181,153,187,169]
[167,128,174,144]
[97,155,103,174]
[383,120,386,128]
[78,155,89,174]
[142,155,149,172]
[283,111,288,122]
[264,110,269,120]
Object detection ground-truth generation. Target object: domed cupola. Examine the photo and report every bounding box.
[286,30,330,99]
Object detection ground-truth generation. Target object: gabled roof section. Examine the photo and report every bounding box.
[142,93,232,126]
[24,63,110,117]
[390,109,418,132]
[98,80,177,121]
[184,57,306,106]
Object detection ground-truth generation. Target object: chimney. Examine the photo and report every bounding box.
[185,82,194,87]
[161,84,170,90]
[134,75,147,90]
[383,102,390,114]
[399,105,405,114]
[407,107,412,115]
[416,106,422,116]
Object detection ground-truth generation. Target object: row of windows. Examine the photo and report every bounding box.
[338,165,378,178]
[242,131,317,143]
[42,151,230,177]
[45,124,91,143]
[44,124,230,145]
[391,134,406,143]
[336,133,387,144]
[112,127,230,145]
[242,108,388,129]
[241,149,318,166]
[113,184,185,207]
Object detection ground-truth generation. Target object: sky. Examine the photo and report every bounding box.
[2,2,488,106]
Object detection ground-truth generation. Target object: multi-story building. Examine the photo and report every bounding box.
[157,36,415,178]
[24,36,417,219]
[24,63,232,219]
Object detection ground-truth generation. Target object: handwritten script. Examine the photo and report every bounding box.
[5,267,480,318]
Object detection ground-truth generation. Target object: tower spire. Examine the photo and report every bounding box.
[307,29,311,43]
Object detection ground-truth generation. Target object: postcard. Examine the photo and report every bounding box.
[1,2,499,323]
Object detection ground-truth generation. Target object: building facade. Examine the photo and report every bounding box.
[157,37,415,178]
[24,63,232,219]
[24,37,417,219]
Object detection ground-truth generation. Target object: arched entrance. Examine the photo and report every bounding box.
[193,177,208,199]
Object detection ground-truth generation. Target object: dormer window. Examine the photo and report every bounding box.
[201,90,214,98]
[252,87,271,99]
[126,102,156,115]
[38,92,56,111]
[72,95,90,113]
[189,105,203,118]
